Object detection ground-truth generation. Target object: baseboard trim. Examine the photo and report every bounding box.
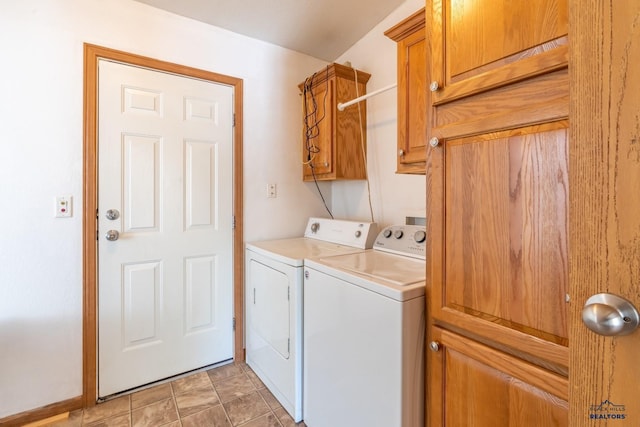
[0,396,83,427]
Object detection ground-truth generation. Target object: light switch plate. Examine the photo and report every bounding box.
[55,195,72,218]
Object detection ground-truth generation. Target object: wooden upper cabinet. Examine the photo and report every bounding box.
[298,63,370,181]
[385,8,428,174]
[429,0,568,105]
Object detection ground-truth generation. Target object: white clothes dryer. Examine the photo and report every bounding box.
[303,224,426,427]
[245,218,377,422]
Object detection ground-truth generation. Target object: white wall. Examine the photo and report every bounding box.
[0,0,329,418]
[0,0,424,418]
[333,0,426,227]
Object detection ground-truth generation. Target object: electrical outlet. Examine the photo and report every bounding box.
[267,183,277,198]
[55,195,73,218]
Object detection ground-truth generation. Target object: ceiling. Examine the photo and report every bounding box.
[132,0,405,61]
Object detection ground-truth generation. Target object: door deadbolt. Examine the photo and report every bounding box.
[105,209,120,220]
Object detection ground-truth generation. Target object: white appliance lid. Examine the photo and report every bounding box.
[246,238,366,266]
[305,251,426,301]
[317,251,425,285]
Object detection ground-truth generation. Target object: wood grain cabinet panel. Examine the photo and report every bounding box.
[444,122,569,342]
[425,1,569,426]
[429,328,568,427]
[298,63,370,181]
[429,0,568,105]
[426,123,571,422]
[385,8,428,174]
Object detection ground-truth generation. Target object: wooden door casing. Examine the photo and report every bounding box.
[82,43,244,408]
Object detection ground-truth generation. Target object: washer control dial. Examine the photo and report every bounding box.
[414,230,426,243]
[310,222,320,233]
[373,224,426,259]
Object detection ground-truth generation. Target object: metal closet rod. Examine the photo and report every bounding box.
[337,83,397,111]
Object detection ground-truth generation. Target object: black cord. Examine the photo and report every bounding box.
[302,66,333,219]
[310,163,333,219]
[302,68,328,160]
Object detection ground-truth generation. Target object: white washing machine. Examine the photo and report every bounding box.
[245,218,378,422]
[303,224,426,427]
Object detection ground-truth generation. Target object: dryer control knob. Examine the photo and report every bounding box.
[394,230,404,239]
[414,230,426,243]
[383,229,393,238]
[310,222,320,233]
[355,230,362,238]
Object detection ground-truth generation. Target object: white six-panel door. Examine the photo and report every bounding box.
[97,59,234,397]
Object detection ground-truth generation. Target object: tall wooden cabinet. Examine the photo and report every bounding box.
[425,1,570,426]
[385,8,428,174]
[298,63,370,181]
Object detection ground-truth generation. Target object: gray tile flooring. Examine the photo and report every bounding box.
[42,363,306,427]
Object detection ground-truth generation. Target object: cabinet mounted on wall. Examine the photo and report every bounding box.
[385,8,428,175]
[298,63,370,181]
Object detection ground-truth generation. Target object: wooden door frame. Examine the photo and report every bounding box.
[82,44,244,407]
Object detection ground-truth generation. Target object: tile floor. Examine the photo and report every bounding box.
[43,363,306,427]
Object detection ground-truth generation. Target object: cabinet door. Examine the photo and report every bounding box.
[397,28,428,173]
[429,0,568,104]
[426,121,569,425]
[302,79,334,179]
[429,327,568,427]
[334,76,368,180]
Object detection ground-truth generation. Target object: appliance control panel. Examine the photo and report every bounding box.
[373,225,426,259]
[304,217,378,249]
